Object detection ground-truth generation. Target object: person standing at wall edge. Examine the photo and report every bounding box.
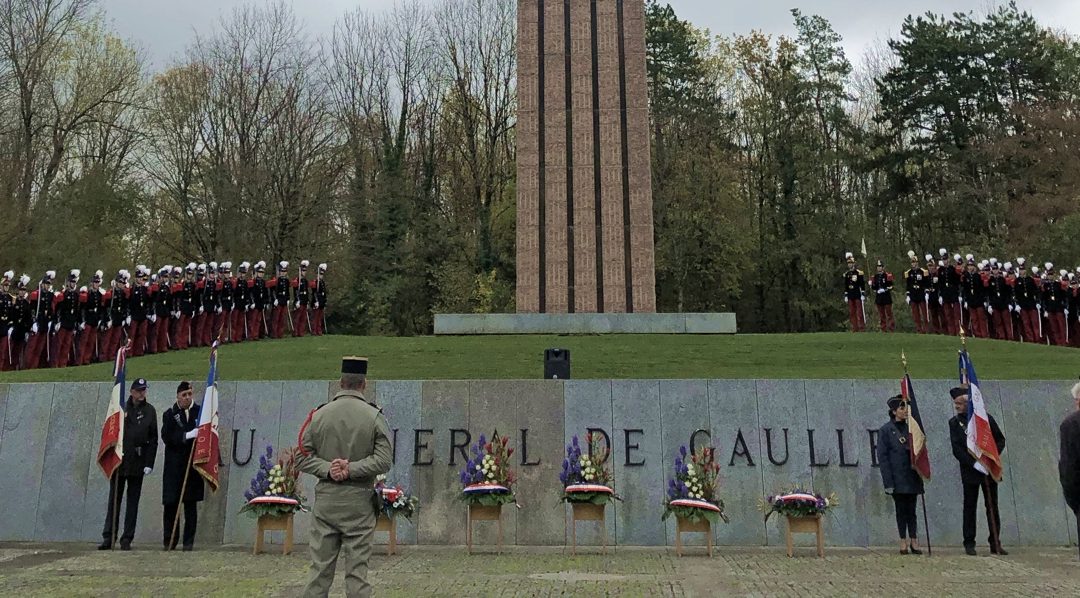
[1060,381,1080,560]
[161,381,204,551]
[949,386,1007,556]
[100,378,157,550]
[877,395,924,554]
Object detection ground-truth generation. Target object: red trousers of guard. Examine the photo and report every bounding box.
[847,299,866,332]
[292,307,308,337]
[151,317,170,353]
[1069,313,1080,348]
[967,307,989,338]
[129,319,148,357]
[171,314,190,349]
[1047,311,1067,346]
[23,331,48,369]
[79,326,100,365]
[990,308,1013,341]
[927,303,945,334]
[909,302,928,333]
[942,302,961,336]
[52,328,76,368]
[247,309,263,340]
[232,310,247,341]
[6,337,25,370]
[100,325,120,361]
[191,313,205,347]
[1019,308,1040,343]
[199,312,216,346]
[312,308,325,336]
[876,304,895,332]
[271,306,287,338]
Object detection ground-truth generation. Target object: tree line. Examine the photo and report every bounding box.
[0,0,1076,334]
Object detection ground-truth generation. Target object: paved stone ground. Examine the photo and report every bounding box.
[1,543,1078,597]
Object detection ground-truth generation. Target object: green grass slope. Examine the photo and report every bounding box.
[0,333,1075,383]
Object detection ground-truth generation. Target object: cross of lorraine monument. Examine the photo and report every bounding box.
[516,0,655,314]
[434,0,735,334]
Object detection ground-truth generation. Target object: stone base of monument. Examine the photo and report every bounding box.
[785,515,825,558]
[434,313,736,335]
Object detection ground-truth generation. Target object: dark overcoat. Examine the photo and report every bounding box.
[161,402,205,504]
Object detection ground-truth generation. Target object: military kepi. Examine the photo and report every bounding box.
[341,356,368,375]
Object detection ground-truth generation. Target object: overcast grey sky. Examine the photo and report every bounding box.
[101,0,1080,68]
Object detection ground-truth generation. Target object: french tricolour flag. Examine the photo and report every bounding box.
[193,341,221,492]
[959,350,1003,481]
[96,346,127,479]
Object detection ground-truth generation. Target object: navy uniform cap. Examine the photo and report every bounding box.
[342,356,368,375]
[131,378,149,391]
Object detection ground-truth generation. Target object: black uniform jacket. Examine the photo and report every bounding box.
[120,399,158,477]
[161,402,205,504]
[949,413,1005,485]
[877,420,925,495]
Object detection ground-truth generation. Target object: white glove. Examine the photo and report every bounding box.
[185,429,198,440]
[905,296,911,305]
[924,293,930,303]
[125,316,132,326]
[149,314,157,323]
[31,322,38,334]
[987,306,993,315]
[963,302,968,309]
[247,304,253,312]
[172,311,179,319]
[199,306,205,314]
[216,306,222,314]
[938,297,944,306]
[273,299,278,307]
[79,323,85,331]
[142,467,152,476]
[314,302,319,309]
[47,322,54,333]
[105,321,112,330]
[877,288,886,294]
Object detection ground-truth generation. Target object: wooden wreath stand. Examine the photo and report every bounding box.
[466,503,504,554]
[785,514,824,558]
[375,514,398,555]
[674,515,713,557]
[568,502,607,555]
[253,512,295,555]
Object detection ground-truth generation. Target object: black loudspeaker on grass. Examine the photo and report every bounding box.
[544,348,570,379]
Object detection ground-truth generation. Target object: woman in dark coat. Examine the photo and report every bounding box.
[161,381,205,550]
[878,395,925,554]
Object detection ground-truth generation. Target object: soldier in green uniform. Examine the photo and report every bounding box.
[297,356,392,598]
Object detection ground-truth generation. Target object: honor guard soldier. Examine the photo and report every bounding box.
[904,251,929,334]
[1068,271,1080,348]
[297,356,392,598]
[1013,258,1041,343]
[199,262,221,346]
[219,262,236,342]
[986,259,1014,341]
[149,267,173,354]
[128,266,152,357]
[268,261,290,338]
[7,276,32,369]
[24,271,57,369]
[174,264,197,350]
[161,381,204,551]
[1042,264,1068,346]
[937,250,963,336]
[249,261,270,340]
[925,254,944,334]
[100,270,130,362]
[233,262,251,342]
[871,259,896,332]
[843,252,867,332]
[191,264,208,347]
[961,256,989,338]
[79,271,107,365]
[0,271,13,369]
[52,269,82,367]
[312,263,328,336]
[292,260,312,337]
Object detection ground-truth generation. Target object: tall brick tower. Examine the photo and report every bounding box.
[516,0,656,314]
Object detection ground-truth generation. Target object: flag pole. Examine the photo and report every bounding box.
[168,439,196,550]
[959,330,1003,554]
[902,351,932,556]
[110,471,120,550]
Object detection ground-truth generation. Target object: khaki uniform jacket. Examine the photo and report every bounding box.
[297,390,393,492]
